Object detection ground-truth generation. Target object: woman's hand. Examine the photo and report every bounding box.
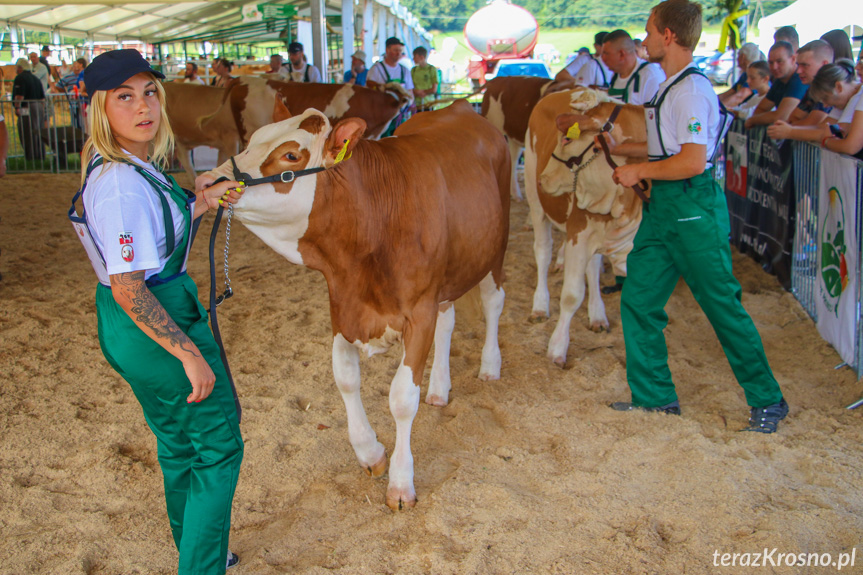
[196,176,245,210]
[184,354,217,403]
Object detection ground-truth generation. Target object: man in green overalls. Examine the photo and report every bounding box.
[598,0,789,433]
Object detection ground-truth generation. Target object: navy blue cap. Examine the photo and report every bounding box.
[288,42,304,53]
[84,49,165,93]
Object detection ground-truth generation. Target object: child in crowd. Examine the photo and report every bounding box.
[733,61,771,119]
[411,46,437,112]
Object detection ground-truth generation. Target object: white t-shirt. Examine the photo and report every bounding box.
[367,60,414,90]
[733,93,766,119]
[563,53,591,77]
[837,85,863,125]
[31,62,50,94]
[84,155,188,279]
[288,63,323,83]
[648,64,721,161]
[574,56,612,88]
[608,59,666,105]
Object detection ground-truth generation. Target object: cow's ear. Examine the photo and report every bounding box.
[555,113,599,137]
[325,117,366,165]
[273,95,291,123]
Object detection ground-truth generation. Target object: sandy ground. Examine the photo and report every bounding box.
[2,171,863,575]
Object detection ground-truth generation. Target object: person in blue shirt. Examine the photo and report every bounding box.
[344,50,368,86]
[745,41,807,128]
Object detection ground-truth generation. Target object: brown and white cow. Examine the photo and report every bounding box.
[524,88,647,366]
[223,76,412,144]
[205,100,510,509]
[481,75,575,200]
[164,81,288,179]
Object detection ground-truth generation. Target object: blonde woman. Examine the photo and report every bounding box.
[70,49,244,574]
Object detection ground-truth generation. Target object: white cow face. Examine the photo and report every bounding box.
[540,111,626,217]
[204,109,366,265]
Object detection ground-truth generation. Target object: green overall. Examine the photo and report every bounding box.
[620,69,783,409]
[93,164,243,575]
[376,61,408,138]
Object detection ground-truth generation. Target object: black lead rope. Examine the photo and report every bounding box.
[207,175,241,422]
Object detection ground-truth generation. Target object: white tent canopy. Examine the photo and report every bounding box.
[756,0,863,54]
[0,0,432,76]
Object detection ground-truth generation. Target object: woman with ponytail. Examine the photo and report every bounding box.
[810,59,863,159]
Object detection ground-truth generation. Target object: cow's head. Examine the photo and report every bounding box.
[539,90,631,217]
[206,108,365,230]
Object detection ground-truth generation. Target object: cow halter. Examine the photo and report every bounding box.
[550,104,650,203]
[229,156,325,186]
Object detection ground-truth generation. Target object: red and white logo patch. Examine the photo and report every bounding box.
[121,245,134,262]
[119,232,133,245]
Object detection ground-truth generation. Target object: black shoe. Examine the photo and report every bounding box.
[742,398,789,434]
[610,400,681,415]
[227,550,240,569]
[601,283,624,295]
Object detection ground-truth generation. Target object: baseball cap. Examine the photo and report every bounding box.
[288,42,304,53]
[351,50,366,61]
[84,49,165,93]
[385,37,404,48]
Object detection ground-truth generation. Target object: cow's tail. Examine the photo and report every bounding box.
[196,81,238,131]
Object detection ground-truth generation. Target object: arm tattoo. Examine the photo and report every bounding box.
[112,271,201,358]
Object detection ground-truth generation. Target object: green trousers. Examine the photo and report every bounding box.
[96,275,243,575]
[620,172,783,409]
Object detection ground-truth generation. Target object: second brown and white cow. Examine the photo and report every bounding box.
[206,100,510,509]
[524,88,647,366]
[481,75,575,199]
[224,76,412,144]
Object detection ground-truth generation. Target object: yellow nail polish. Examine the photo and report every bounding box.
[219,199,224,205]
[239,181,245,186]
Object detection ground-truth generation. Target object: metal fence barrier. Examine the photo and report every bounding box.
[791,141,822,321]
[1,94,89,174]
[788,141,863,385]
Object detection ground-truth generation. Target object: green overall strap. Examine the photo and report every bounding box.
[650,66,707,160]
[133,166,193,281]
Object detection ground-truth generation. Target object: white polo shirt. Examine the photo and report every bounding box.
[367,60,414,90]
[288,63,323,83]
[563,53,591,77]
[84,155,187,279]
[608,59,666,105]
[649,64,721,162]
[574,56,612,88]
[837,85,863,125]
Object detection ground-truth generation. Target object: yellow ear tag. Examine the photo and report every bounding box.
[566,123,581,140]
[335,139,350,164]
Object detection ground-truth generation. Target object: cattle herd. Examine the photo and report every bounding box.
[181,75,650,509]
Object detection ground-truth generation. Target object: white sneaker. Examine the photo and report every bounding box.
[226,550,240,569]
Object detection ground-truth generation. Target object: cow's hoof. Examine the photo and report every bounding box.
[550,355,566,368]
[478,371,500,382]
[588,320,609,333]
[386,487,417,510]
[528,312,548,324]
[364,452,388,477]
[425,394,449,407]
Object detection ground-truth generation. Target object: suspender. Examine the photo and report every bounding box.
[288,64,311,82]
[647,67,730,162]
[375,61,405,83]
[610,61,651,101]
